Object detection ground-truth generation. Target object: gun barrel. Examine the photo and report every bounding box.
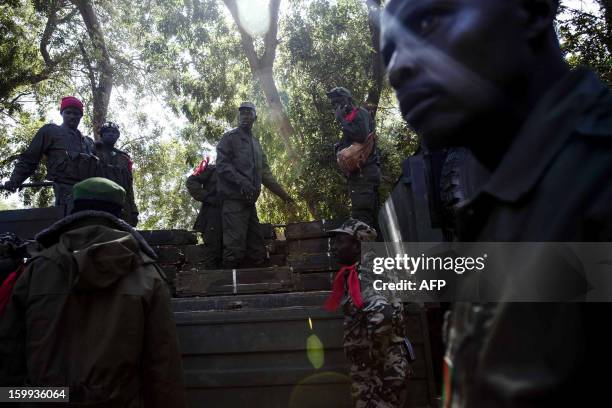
[0,181,54,190]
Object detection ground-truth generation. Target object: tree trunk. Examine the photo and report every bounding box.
[72,0,113,140]
[365,0,383,119]
[222,0,298,161]
[597,0,612,55]
[223,0,320,218]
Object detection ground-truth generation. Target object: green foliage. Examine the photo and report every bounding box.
[559,2,612,85]
[0,0,609,229]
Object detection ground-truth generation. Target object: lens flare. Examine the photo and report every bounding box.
[236,0,271,38]
[306,334,324,369]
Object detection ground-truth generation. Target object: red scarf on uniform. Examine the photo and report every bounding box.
[324,263,363,311]
[192,157,209,176]
[0,264,24,315]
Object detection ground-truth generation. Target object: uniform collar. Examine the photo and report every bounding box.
[475,68,607,204]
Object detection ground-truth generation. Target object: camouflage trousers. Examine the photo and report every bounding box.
[346,343,409,408]
[348,164,380,230]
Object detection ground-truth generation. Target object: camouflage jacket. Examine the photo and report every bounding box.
[342,251,405,356]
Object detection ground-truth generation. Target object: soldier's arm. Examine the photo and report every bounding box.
[186,173,210,202]
[0,266,30,386]
[261,151,292,202]
[142,274,186,408]
[9,127,52,185]
[340,108,370,144]
[216,135,251,189]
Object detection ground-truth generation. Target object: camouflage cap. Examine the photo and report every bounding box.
[73,177,126,207]
[239,101,256,113]
[326,87,352,99]
[328,218,377,242]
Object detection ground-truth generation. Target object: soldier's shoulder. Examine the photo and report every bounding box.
[113,147,131,157]
[221,128,240,138]
[36,123,61,135]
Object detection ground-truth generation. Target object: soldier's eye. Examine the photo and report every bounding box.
[417,14,441,36]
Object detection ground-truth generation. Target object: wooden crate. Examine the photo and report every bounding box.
[138,229,198,246]
[176,266,295,296]
[284,219,343,240]
[288,237,332,256]
[289,252,339,273]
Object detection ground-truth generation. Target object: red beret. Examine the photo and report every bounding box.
[60,96,83,113]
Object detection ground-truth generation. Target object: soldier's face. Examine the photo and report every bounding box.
[101,129,120,146]
[61,107,83,129]
[238,108,256,130]
[330,96,349,110]
[331,234,360,265]
[381,0,530,149]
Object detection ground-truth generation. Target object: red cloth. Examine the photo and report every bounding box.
[0,264,24,315]
[60,96,83,113]
[344,107,358,122]
[192,157,209,176]
[324,263,363,311]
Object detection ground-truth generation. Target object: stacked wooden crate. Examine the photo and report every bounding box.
[139,229,197,294]
[285,219,343,292]
[173,224,293,297]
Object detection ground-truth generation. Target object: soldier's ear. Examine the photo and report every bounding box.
[516,0,559,40]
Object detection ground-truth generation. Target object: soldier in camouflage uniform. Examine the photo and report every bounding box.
[3,96,97,211]
[95,122,139,227]
[327,87,381,230]
[326,219,413,408]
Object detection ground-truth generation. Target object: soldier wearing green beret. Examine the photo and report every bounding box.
[0,177,186,406]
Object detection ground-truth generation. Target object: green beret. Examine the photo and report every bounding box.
[73,177,126,207]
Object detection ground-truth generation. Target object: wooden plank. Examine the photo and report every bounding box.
[288,237,331,255]
[268,254,286,266]
[284,219,343,240]
[296,272,333,291]
[153,245,184,264]
[265,239,287,256]
[260,223,276,240]
[184,245,207,264]
[138,229,198,245]
[176,266,295,296]
[0,206,65,240]
[289,252,339,273]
